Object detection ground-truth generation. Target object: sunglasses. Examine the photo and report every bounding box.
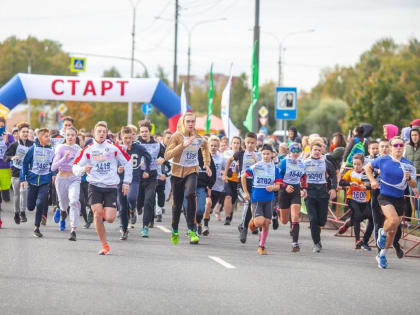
[392,143,404,148]
[290,147,302,153]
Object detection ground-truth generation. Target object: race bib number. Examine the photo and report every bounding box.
[352,191,367,203]
[95,161,111,175]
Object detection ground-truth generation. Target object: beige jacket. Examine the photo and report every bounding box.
[164,118,210,178]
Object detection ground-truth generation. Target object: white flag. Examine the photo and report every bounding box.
[180,82,187,115]
[220,65,240,141]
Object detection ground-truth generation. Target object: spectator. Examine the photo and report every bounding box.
[287,126,301,145]
[383,124,399,140]
[329,132,346,152]
[343,125,368,167]
[404,126,420,221]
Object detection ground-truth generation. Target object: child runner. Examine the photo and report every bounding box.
[242,144,281,255]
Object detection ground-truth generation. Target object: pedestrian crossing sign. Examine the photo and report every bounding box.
[70,57,86,72]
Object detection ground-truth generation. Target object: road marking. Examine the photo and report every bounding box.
[156,225,171,233]
[208,256,236,269]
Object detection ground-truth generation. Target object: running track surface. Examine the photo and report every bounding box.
[0,202,419,315]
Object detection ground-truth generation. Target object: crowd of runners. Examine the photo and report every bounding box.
[0,113,419,269]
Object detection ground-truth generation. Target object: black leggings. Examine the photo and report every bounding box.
[171,173,197,231]
[156,182,165,208]
[79,181,89,223]
[348,199,374,242]
[305,197,329,245]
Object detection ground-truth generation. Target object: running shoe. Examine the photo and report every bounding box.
[137,207,143,216]
[60,219,66,231]
[141,226,149,238]
[188,230,200,244]
[252,229,259,235]
[130,210,137,225]
[0,218,2,229]
[318,241,323,249]
[120,229,128,240]
[33,228,43,238]
[203,226,209,236]
[162,208,165,214]
[68,231,77,241]
[337,223,349,235]
[355,240,363,249]
[53,208,61,223]
[98,243,110,255]
[41,215,47,226]
[248,219,257,233]
[257,246,268,255]
[237,224,242,233]
[292,243,300,252]
[14,212,21,224]
[156,215,162,222]
[83,222,91,229]
[376,254,387,269]
[272,217,279,230]
[312,243,321,253]
[240,227,248,244]
[171,231,179,245]
[361,242,372,251]
[224,218,231,226]
[377,228,387,249]
[149,222,154,228]
[20,212,27,223]
[394,243,404,259]
[197,224,202,235]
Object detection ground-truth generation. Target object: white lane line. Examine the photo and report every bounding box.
[208,256,236,269]
[156,225,172,233]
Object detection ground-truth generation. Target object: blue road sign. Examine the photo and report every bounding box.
[142,103,153,115]
[275,87,297,120]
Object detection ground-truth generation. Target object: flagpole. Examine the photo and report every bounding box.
[252,0,260,132]
[227,63,233,141]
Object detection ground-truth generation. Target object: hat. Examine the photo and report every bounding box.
[410,119,420,127]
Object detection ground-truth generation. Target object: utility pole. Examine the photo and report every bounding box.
[252,0,260,133]
[128,1,140,125]
[173,0,179,93]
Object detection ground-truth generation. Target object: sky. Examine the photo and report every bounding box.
[1,0,419,92]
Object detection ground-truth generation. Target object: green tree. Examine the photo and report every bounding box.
[0,36,73,86]
[102,66,121,78]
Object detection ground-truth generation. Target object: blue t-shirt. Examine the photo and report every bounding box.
[246,161,281,202]
[371,155,416,198]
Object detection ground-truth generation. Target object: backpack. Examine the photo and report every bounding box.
[345,138,366,167]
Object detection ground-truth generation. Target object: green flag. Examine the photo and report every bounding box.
[206,63,214,133]
[243,40,259,131]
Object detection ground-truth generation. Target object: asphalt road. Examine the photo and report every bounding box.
[0,201,419,315]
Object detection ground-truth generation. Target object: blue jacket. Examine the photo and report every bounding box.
[20,139,56,186]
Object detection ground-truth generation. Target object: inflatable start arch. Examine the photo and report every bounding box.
[0,73,182,131]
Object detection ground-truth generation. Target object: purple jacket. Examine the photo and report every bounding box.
[51,143,81,173]
[0,134,15,169]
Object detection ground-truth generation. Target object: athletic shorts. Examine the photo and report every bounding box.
[278,185,301,209]
[210,190,225,210]
[224,181,238,204]
[0,168,11,191]
[88,184,117,208]
[377,194,406,217]
[252,200,274,219]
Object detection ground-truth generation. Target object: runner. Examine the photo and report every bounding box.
[202,136,226,235]
[136,120,165,237]
[339,154,373,250]
[51,127,82,241]
[277,143,307,252]
[73,122,133,255]
[242,144,281,255]
[365,136,419,269]
[222,136,241,225]
[117,126,151,240]
[20,128,55,237]
[4,122,33,224]
[304,140,337,253]
[164,112,211,245]
[225,132,261,244]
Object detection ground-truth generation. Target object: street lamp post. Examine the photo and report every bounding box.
[23,50,32,124]
[128,0,141,125]
[263,29,315,134]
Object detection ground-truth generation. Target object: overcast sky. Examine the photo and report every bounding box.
[1,0,419,92]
